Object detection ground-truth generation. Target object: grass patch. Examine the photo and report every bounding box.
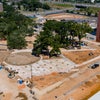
[48,3,73,9]
[55,4,73,8]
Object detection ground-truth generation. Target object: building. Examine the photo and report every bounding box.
[96,12,100,42]
[0,3,3,12]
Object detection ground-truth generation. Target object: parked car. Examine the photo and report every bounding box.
[91,64,99,69]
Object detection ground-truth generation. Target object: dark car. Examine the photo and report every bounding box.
[91,64,99,69]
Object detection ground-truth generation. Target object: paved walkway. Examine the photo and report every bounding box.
[82,39,100,46]
[3,49,76,79]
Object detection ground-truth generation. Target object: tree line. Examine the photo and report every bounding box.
[62,0,100,3]
[15,0,51,11]
[66,6,100,17]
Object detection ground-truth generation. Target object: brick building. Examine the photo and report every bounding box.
[96,12,100,42]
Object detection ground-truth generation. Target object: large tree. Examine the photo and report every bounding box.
[0,3,34,49]
[76,22,92,45]
[32,20,92,57]
[7,32,27,49]
[49,34,61,57]
[32,29,52,56]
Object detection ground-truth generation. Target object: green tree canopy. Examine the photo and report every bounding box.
[0,3,34,49]
[32,20,92,57]
[7,32,27,49]
[18,0,50,11]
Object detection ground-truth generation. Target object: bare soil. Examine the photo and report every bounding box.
[32,72,74,90]
[62,50,100,64]
[44,13,87,20]
[0,51,11,63]
[5,52,40,66]
[64,77,100,100]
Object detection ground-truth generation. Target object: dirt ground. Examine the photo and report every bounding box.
[0,51,11,63]
[39,64,100,100]
[0,38,99,100]
[25,35,36,49]
[32,72,74,90]
[64,75,100,100]
[62,50,100,64]
[5,52,40,66]
[0,69,32,100]
[44,13,87,20]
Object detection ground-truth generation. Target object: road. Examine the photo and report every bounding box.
[74,3,100,8]
[41,1,100,8]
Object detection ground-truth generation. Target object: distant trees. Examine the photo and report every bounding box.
[32,20,92,57]
[66,6,100,17]
[17,0,51,11]
[42,3,51,10]
[63,0,100,3]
